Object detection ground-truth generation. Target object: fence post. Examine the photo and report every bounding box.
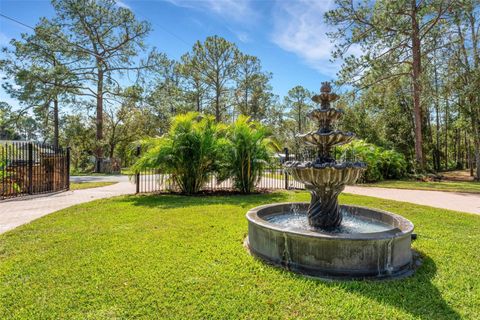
[284,147,289,190]
[66,147,71,191]
[135,145,140,194]
[27,142,33,195]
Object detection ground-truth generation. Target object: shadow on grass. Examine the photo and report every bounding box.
[319,252,460,320]
[119,192,295,209]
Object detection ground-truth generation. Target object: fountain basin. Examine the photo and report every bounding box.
[246,202,414,279]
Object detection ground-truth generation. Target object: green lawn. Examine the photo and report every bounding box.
[69,181,117,190]
[363,179,480,194]
[0,191,479,319]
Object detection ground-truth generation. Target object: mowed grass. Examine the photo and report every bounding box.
[363,179,480,194]
[70,181,117,190]
[0,191,479,319]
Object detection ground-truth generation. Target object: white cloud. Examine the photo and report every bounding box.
[115,0,131,9]
[166,0,257,24]
[235,31,250,43]
[166,0,255,45]
[227,28,250,43]
[272,0,361,77]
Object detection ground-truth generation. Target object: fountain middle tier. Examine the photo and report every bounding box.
[299,130,355,147]
[309,108,344,125]
[285,162,366,188]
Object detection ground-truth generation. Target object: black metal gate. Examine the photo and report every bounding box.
[1,141,70,200]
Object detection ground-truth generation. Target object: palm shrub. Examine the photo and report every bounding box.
[339,140,407,182]
[219,116,275,193]
[132,112,225,194]
[378,149,408,179]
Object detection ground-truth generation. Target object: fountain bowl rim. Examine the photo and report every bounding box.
[246,202,414,240]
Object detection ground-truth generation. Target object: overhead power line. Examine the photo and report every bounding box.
[0,10,192,54]
[1,12,101,59]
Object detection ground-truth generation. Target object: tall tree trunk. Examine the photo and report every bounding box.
[466,9,479,180]
[457,129,463,169]
[426,106,434,169]
[472,111,480,180]
[474,138,480,181]
[298,103,302,133]
[453,128,458,167]
[215,87,221,122]
[411,0,424,170]
[465,131,473,175]
[53,97,59,149]
[444,97,449,169]
[109,143,115,159]
[52,59,59,149]
[245,87,248,116]
[95,66,104,172]
[434,54,441,171]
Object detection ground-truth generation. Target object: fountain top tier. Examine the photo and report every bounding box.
[311,81,340,109]
[308,82,343,131]
[296,82,357,162]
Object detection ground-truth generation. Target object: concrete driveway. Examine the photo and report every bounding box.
[0,178,135,234]
[344,186,480,215]
[70,175,130,183]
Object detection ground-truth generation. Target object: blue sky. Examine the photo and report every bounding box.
[0,0,348,109]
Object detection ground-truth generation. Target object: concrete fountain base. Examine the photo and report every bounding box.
[246,202,414,280]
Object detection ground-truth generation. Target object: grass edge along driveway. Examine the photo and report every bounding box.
[362,179,480,194]
[69,181,118,190]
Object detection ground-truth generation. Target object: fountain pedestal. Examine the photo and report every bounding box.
[307,185,343,228]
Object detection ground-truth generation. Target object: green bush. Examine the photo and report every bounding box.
[132,112,225,194]
[219,116,275,193]
[339,140,407,182]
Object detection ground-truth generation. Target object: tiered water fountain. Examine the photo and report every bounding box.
[246,82,414,279]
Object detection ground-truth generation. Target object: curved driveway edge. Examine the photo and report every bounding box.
[344,186,480,215]
[0,180,135,234]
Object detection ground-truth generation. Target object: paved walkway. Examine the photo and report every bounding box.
[344,186,480,215]
[0,178,135,234]
[70,175,129,183]
[1,175,479,235]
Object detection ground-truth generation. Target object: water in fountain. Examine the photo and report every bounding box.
[266,209,391,234]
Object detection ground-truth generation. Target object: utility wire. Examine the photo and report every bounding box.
[0,10,192,54]
[0,12,34,30]
[1,12,100,59]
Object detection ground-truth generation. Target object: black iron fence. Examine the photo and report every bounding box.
[0,141,70,200]
[134,147,317,194]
